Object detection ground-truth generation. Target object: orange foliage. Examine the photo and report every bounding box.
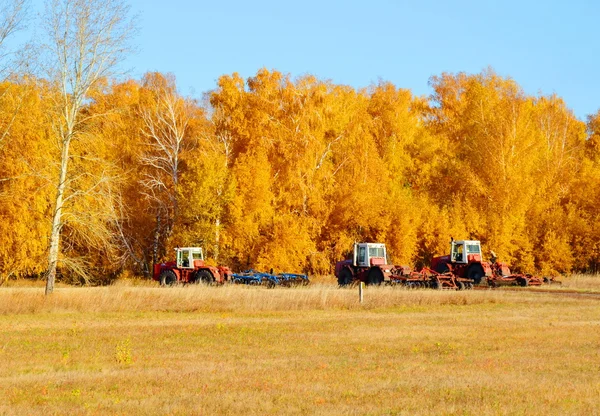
[2,67,600,282]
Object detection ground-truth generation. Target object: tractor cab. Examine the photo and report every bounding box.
[175,247,204,269]
[451,240,482,264]
[353,243,387,268]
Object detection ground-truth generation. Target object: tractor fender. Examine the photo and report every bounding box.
[153,263,180,281]
[337,265,355,286]
[374,264,396,280]
[206,266,222,283]
[152,263,163,281]
[480,261,493,276]
[466,263,486,285]
[431,255,451,273]
[341,265,355,276]
[217,266,232,282]
[335,260,352,278]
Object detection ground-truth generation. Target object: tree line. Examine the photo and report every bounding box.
[0,1,599,287]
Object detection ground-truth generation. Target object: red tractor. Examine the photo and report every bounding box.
[335,242,408,286]
[431,239,492,285]
[153,247,232,286]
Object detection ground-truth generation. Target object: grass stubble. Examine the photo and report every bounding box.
[1,276,599,415]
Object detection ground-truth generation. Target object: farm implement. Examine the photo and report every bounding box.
[389,267,475,290]
[487,261,559,287]
[153,247,232,286]
[335,242,476,290]
[153,247,309,287]
[335,240,558,290]
[232,270,310,288]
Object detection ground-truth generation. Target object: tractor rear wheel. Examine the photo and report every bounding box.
[159,270,177,287]
[467,265,485,285]
[367,267,384,285]
[194,270,214,285]
[338,268,353,286]
[435,263,450,274]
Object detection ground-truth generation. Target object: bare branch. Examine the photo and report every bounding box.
[42,0,136,294]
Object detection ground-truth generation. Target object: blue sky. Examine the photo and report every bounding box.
[31,0,600,120]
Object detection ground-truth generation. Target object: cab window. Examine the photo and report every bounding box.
[358,246,366,264]
[453,244,464,262]
[466,244,481,255]
[181,250,190,267]
[368,246,384,258]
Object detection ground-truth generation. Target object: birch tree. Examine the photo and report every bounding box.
[138,72,196,264]
[43,0,135,294]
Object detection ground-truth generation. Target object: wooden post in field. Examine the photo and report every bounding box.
[359,282,364,303]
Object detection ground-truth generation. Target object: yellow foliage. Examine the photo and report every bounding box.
[2,67,600,281]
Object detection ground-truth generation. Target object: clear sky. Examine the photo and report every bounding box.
[30,0,600,120]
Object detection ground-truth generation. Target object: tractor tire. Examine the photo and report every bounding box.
[432,279,443,290]
[435,263,450,274]
[367,267,384,285]
[159,270,177,287]
[457,281,465,291]
[194,270,214,285]
[338,268,353,287]
[467,265,485,285]
[519,277,529,287]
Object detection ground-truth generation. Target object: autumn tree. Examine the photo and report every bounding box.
[0,0,40,285]
[0,80,54,285]
[427,69,541,266]
[136,72,203,264]
[426,69,588,273]
[42,0,135,294]
[175,109,233,263]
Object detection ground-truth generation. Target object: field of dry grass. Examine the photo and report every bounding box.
[556,273,600,291]
[1,277,600,415]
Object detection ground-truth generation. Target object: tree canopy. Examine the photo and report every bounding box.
[1,64,599,283]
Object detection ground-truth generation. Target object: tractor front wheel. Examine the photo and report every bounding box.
[159,270,177,287]
[367,267,384,285]
[338,268,353,287]
[467,265,485,285]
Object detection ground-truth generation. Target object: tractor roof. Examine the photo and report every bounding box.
[454,240,481,245]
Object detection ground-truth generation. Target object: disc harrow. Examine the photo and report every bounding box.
[232,270,310,288]
[388,266,474,290]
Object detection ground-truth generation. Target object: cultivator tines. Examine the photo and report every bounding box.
[388,266,474,290]
[487,262,550,287]
[231,270,309,287]
[276,273,310,287]
[428,269,474,290]
[232,270,275,287]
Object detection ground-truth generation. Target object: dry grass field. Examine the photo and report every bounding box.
[1,276,600,415]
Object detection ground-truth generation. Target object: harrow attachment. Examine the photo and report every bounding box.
[276,273,311,287]
[231,270,310,288]
[388,267,474,290]
[487,262,559,287]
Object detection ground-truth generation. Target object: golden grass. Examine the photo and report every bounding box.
[0,284,508,315]
[1,283,600,415]
[558,273,600,291]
